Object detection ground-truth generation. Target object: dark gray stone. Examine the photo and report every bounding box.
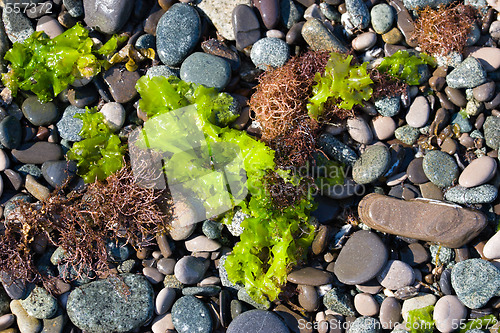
[182,285,221,297]
[280,0,304,29]
[0,116,21,149]
[12,142,63,164]
[317,133,358,166]
[2,10,34,43]
[171,295,213,333]
[232,4,261,50]
[63,0,83,17]
[22,97,58,126]
[41,160,77,188]
[83,0,134,34]
[67,86,98,109]
[103,66,140,104]
[180,52,231,90]
[67,274,154,333]
[156,3,201,66]
[451,259,500,309]
[227,309,289,333]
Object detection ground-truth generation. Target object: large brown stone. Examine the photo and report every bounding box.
[358,193,487,248]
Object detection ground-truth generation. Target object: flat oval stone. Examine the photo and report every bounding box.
[406,96,430,128]
[197,0,251,41]
[484,231,500,260]
[257,0,280,29]
[472,81,496,102]
[301,19,348,53]
[352,145,390,184]
[232,4,260,50]
[483,116,500,149]
[11,142,63,164]
[345,0,370,29]
[334,230,388,285]
[287,267,333,286]
[297,285,319,312]
[376,260,415,290]
[227,309,290,333]
[352,32,377,51]
[372,116,396,140]
[354,293,379,316]
[20,286,57,319]
[67,274,154,333]
[250,37,289,70]
[155,288,177,315]
[41,160,77,188]
[171,295,213,333]
[444,184,498,204]
[371,3,394,34]
[180,52,231,90]
[402,294,437,321]
[83,0,134,34]
[10,300,41,333]
[347,116,373,144]
[103,66,140,104]
[22,97,58,126]
[174,256,207,285]
[184,235,221,252]
[422,150,459,188]
[459,156,497,188]
[379,297,401,329]
[0,116,21,149]
[156,3,201,66]
[407,158,429,184]
[451,259,500,309]
[433,295,467,333]
[358,193,487,248]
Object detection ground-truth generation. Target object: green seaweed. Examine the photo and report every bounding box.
[406,305,435,333]
[377,50,435,85]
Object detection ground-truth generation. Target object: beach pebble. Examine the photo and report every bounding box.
[395,125,420,145]
[100,102,125,132]
[334,230,388,285]
[156,288,177,315]
[83,0,133,34]
[444,184,498,204]
[379,297,401,329]
[41,160,77,188]
[451,113,473,133]
[301,19,348,53]
[483,116,500,149]
[433,295,467,333]
[371,4,394,34]
[156,3,201,66]
[422,150,459,187]
[468,47,500,72]
[10,300,42,333]
[352,145,390,184]
[232,4,261,50]
[372,116,396,140]
[297,285,319,312]
[345,0,370,30]
[250,38,289,70]
[227,309,290,333]
[354,293,379,316]
[171,296,213,333]
[287,267,333,286]
[446,57,487,89]
[349,316,381,333]
[352,32,377,51]
[451,259,500,309]
[103,66,140,104]
[347,117,373,144]
[317,133,358,166]
[472,81,496,102]
[280,0,303,29]
[56,105,85,142]
[484,231,500,260]
[174,256,207,285]
[66,274,154,333]
[323,288,356,316]
[0,116,22,149]
[22,97,58,127]
[11,142,63,164]
[459,156,497,187]
[184,235,221,252]
[406,96,430,128]
[377,260,415,290]
[375,96,400,117]
[3,10,34,44]
[401,294,437,321]
[197,0,251,40]
[20,286,58,320]
[180,52,231,90]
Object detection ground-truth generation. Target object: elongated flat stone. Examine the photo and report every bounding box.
[358,193,487,248]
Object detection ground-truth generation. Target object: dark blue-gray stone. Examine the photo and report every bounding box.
[56,105,85,142]
[250,37,290,70]
[280,0,304,29]
[20,286,58,319]
[3,193,31,219]
[83,0,134,34]
[67,274,154,333]
[106,240,131,262]
[180,52,231,90]
[156,3,201,66]
[349,317,381,333]
[171,296,213,333]
[146,65,179,79]
[227,309,290,333]
[444,184,498,204]
[320,2,341,22]
[63,0,84,17]
[483,116,500,149]
[422,150,459,188]
[451,259,500,309]
[446,57,487,89]
[346,0,370,30]
[0,116,21,149]
[353,145,391,184]
[402,0,453,9]
[317,133,358,166]
[182,285,221,297]
[12,142,63,164]
[323,288,356,316]
[22,96,58,126]
[371,4,394,34]
[439,269,453,295]
[375,95,400,117]
[135,33,155,49]
[202,220,222,239]
[41,160,77,188]
[451,113,472,133]
[394,125,420,145]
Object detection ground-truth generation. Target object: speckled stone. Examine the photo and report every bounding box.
[146,65,179,79]
[422,150,459,188]
[446,57,487,89]
[430,245,455,266]
[182,285,221,297]
[83,0,133,34]
[349,317,381,333]
[67,274,154,333]
[250,37,289,70]
[375,96,400,117]
[2,10,34,43]
[301,19,348,53]
[371,4,394,34]
[451,259,500,309]
[334,230,388,285]
[483,116,500,149]
[156,3,201,66]
[20,286,58,320]
[402,0,452,9]
[171,296,213,333]
[444,184,498,204]
[451,113,473,133]
[180,52,231,90]
[64,0,84,17]
[345,0,370,29]
[227,309,290,333]
[353,145,390,184]
[280,0,304,29]
[317,133,358,166]
[323,288,356,316]
[395,125,420,145]
[202,220,222,239]
[56,105,85,142]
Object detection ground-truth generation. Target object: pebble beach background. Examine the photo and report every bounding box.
[0,0,497,332]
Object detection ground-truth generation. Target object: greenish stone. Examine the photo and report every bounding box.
[323,288,356,316]
[352,145,390,184]
[20,286,58,319]
[21,96,58,126]
[422,150,459,187]
[395,125,420,145]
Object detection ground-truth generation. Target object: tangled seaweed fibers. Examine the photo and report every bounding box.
[0,166,172,291]
[412,4,478,56]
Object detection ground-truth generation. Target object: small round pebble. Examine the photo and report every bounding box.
[250,37,289,70]
[377,260,415,290]
[171,296,213,333]
[174,256,206,285]
[422,150,459,187]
